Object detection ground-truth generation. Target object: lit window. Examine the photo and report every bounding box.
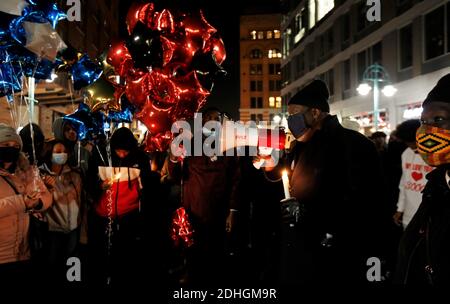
[269,97,275,107]
[257,31,264,39]
[267,31,273,39]
[274,30,281,39]
[317,0,335,21]
[309,0,316,28]
[268,49,282,58]
[250,30,257,40]
[276,97,282,108]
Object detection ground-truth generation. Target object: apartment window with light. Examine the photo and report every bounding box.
[250,30,257,40]
[269,97,275,107]
[424,5,445,60]
[267,31,273,39]
[257,31,264,39]
[268,49,282,58]
[274,30,281,39]
[275,97,282,108]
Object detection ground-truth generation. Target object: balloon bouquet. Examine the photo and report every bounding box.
[107,2,226,152]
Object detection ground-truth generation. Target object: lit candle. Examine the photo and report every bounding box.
[282,170,291,199]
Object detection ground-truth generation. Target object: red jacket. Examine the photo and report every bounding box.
[95,166,142,218]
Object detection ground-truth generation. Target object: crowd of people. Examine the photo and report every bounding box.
[0,74,449,289]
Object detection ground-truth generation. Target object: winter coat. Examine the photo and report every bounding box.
[0,155,52,264]
[395,167,450,285]
[285,115,388,284]
[40,163,82,233]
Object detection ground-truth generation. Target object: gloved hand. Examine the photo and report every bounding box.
[280,197,305,224]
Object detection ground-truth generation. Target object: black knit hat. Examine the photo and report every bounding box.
[423,73,450,106]
[288,79,330,112]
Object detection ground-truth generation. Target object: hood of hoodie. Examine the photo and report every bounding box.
[52,117,66,141]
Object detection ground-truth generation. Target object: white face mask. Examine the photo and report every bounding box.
[52,153,68,165]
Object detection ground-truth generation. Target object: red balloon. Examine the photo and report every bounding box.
[142,131,174,152]
[136,100,173,143]
[107,42,133,77]
[172,71,210,119]
[148,71,178,110]
[153,9,175,33]
[182,10,217,50]
[205,36,226,65]
[160,35,197,67]
[125,74,150,109]
[126,2,155,34]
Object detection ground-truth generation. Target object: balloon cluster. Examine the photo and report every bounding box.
[0,0,67,99]
[170,207,194,248]
[107,2,226,151]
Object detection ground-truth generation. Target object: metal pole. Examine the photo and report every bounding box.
[373,78,379,131]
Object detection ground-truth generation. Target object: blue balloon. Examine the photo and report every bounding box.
[64,103,105,140]
[24,1,66,28]
[8,45,56,79]
[71,54,103,90]
[0,63,21,99]
[107,107,133,123]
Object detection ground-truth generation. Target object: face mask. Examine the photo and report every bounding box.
[52,153,68,165]
[416,125,450,167]
[287,112,310,139]
[0,147,20,164]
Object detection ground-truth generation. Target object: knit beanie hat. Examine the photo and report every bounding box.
[288,79,330,112]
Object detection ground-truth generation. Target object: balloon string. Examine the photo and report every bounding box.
[68,76,75,112]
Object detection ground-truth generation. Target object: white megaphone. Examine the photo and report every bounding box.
[217,117,288,153]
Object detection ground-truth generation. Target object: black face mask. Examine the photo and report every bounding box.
[287,112,311,139]
[0,147,20,163]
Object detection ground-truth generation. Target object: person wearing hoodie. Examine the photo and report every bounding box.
[395,74,450,285]
[0,124,52,284]
[87,127,159,286]
[393,119,433,229]
[52,117,92,177]
[39,140,82,282]
[19,123,45,165]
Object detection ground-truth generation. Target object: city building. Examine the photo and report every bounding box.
[239,14,283,126]
[280,0,450,135]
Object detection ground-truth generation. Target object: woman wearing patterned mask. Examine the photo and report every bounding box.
[395,74,450,285]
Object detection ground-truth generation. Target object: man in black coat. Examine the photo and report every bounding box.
[279,79,388,285]
[395,74,450,285]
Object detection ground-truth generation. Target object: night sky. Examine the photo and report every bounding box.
[118,0,281,119]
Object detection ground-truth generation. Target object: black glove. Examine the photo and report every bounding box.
[280,197,305,224]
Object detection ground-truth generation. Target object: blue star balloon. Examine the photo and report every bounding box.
[0,62,22,99]
[71,54,103,90]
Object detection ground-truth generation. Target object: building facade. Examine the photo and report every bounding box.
[281,0,450,135]
[239,14,283,126]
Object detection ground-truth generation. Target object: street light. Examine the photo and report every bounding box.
[357,63,397,131]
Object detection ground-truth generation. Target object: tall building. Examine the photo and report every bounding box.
[0,0,120,137]
[239,14,283,126]
[281,0,450,135]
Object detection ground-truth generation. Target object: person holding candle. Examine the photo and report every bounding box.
[87,127,161,287]
[272,79,387,285]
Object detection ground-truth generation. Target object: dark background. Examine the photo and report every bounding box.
[118,0,281,119]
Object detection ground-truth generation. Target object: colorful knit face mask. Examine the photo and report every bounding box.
[416,125,450,167]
